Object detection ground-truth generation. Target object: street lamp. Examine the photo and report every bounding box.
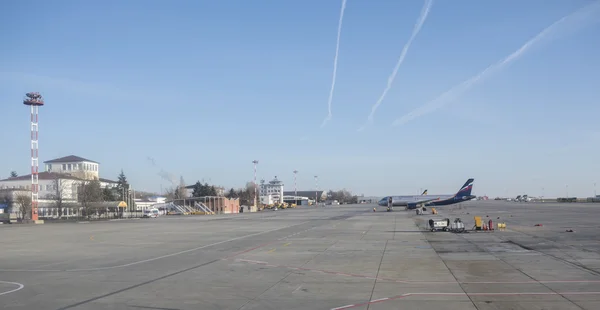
[293,170,298,206]
[252,160,258,209]
[314,175,318,206]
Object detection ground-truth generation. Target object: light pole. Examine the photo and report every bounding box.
[594,182,597,197]
[252,160,259,209]
[293,170,298,206]
[566,184,569,198]
[23,92,44,221]
[542,187,544,201]
[314,175,318,206]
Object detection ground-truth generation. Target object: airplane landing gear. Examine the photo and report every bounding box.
[387,207,392,212]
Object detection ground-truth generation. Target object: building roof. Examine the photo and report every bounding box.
[283,190,325,199]
[99,178,118,184]
[0,172,84,182]
[44,155,98,164]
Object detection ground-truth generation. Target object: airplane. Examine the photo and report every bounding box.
[378,178,475,211]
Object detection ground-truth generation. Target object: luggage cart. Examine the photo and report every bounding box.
[450,218,466,233]
[428,218,450,232]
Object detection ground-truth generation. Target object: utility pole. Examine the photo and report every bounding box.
[314,175,318,206]
[594,182,597,197]
[252,160,259,209]
[293,170,298,206]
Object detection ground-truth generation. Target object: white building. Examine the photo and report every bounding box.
[44,155,100,181]
[134,196,167,211]
[0,172,85,200]
[0,155,119,215]
[260,177,284,204]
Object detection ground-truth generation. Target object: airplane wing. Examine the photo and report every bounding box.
[413,197,441,204]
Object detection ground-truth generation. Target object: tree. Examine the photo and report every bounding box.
[192,181,205,197]
[226,188,238,199]
[49,176,68,218]
[116,170,129,201]
[326,189,357,204]
[235,182,256,206]
[102,187,117,201]
[170,176,187,200]
[15,194,32,220]
[164,187,176,200]
[78,179,103,218]
[10,171,18,178]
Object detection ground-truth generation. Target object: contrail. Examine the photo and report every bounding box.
[321,0,348,128]
[392,1,600,127]
[358,0,433,132]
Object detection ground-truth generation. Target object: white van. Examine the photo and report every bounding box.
[143,208,160,218]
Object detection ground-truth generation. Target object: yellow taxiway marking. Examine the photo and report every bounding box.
[268,248,276,253]
[283,243,291,247]
[90,235,95,241]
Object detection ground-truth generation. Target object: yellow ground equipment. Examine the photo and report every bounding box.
[431,208,437,215]
[474,216,483,230]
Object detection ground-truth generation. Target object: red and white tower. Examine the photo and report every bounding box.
[23,92,44,221]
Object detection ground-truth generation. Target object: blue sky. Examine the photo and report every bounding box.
[1,0,599,198]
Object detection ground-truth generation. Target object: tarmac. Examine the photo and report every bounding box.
[1,201,599,310]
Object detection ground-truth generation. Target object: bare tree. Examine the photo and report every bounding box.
[78,179,103,218]
[164,187,176,200]
[174,176,187,200]
[15,194,32,220]
[50,176,68,218]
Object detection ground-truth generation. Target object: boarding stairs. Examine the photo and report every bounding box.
[194,202,215,215]
[158,202,188,214]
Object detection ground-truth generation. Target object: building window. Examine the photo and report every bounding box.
[62,164,66,170]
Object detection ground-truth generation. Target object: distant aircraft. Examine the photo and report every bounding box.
[378,178,475,211]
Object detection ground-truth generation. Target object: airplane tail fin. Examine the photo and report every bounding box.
[421,189,428,195]
[455,179,474,198]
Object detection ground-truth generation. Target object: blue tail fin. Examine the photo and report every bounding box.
[455,178,474,198]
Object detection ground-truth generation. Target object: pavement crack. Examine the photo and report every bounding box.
[366,240,387,310]
[55,259,222,310]
[454,233,587,310]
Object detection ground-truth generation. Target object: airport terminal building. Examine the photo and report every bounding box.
[0,155,119,216]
